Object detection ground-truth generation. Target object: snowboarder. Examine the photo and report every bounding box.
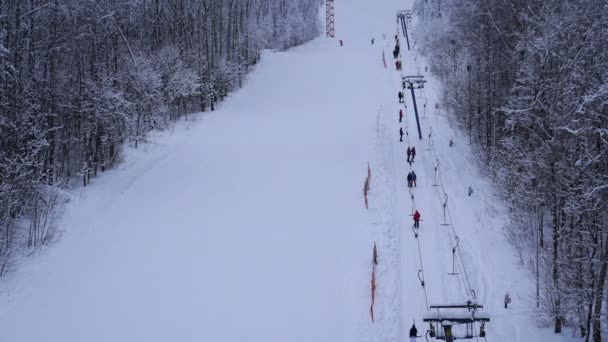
[400,127,404,142]
[409,323,418,342]
[406,147,411,162]
[413,210,421,228]
[339,39,343,46]
[398,91,404,103]
[407,172,413,188]
[399,109,403,123]
[411,171,417,187]
[410,146,416,161]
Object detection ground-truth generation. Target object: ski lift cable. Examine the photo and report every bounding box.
[417,119,474,298]
[405,43,474,299]
[409,55,476,299]
[391,57,432,314]
[416,232,430,310]
[431,185,472,297]
[395,31,433,314]
[422,126,475,299]
[434,160,475,297]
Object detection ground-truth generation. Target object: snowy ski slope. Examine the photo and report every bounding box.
[0,1,577,341]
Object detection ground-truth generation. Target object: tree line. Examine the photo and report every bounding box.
[414,0,607,340]
[0,0,322,274]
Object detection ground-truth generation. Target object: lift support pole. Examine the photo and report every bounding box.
[409,84,422,140]
[403,76,426,141]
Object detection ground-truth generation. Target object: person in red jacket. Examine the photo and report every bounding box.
[413,210,421,228]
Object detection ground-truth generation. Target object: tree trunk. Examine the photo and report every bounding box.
[592,234,608,342]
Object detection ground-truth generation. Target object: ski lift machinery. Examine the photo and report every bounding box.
[423,301,490,342]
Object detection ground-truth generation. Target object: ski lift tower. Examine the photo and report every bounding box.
[423,301,490,342]
[402,75,426,140]
[326,0,335,38]
[396,10,413,50]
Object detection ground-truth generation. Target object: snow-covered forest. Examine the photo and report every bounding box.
[414,0,608,340]
[0,0,321,274]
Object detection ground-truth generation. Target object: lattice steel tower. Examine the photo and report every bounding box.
[326,0,335,37]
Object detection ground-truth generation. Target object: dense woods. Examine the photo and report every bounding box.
[414,0,608,340]
[0,0,321,273]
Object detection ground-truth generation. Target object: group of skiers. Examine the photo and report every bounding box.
[407,171,417,188]
[406,146,416,163]
[393,43,400,59]
[395,60,402,70]
[391,35,423,233]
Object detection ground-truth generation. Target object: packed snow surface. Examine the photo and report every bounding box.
[0,0,577,341]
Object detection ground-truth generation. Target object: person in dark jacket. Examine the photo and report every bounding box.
[411,146,416,161]
[398,91,404,103]
[409,323,418,341]
[406,147,411,162]
[413,210,421,228]
[400,127,404,142]
[411,171,417,187]
[399,109,403,123]
[407,172,413,188]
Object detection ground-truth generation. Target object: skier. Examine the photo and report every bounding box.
[410,146,416,162]
[468,186,474,196]
[371,38,375,44]
[409,323,418,342]
[398,91,404,103]
[406,147,411,162]
[339,39,343,46]
[504,293,511,308]
[449,138,454,147]
[411,171,417,187]
[395,60,400,70]
[407,172,413,188]
[399,127,404,142]
[399,109,403,123]
[413,210,421,228]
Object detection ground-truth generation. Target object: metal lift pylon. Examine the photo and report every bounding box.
[402,75,426,141]
[423,301,490,342]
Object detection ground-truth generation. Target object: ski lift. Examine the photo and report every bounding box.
[423,302,490,342]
